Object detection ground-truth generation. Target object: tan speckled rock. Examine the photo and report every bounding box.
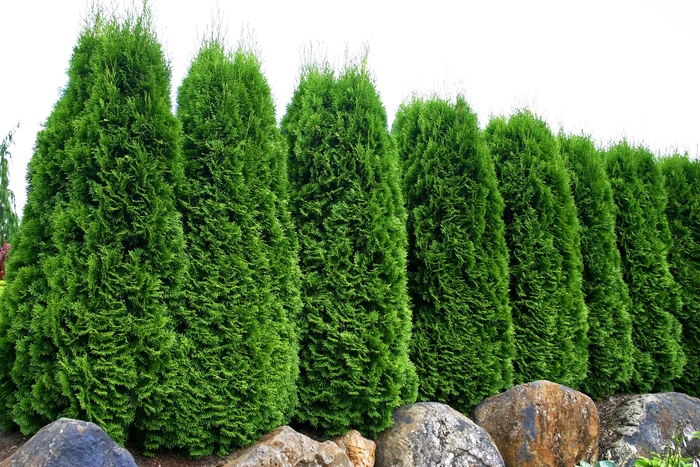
[224,425,353,467]
[472,380,599,467]
[333,430,375,467]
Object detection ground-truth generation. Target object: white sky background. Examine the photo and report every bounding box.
[1,0,699,217]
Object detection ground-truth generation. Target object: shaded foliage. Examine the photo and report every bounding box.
[660,154,700,396]
[605,141,684,392]
[281,58,417,438]
[392,96,513,412]
[484,110,588,388]
[560,134,634,398]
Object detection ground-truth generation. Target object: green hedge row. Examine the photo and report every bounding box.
[1,5,698,459]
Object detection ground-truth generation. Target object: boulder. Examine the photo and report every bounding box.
[608,392,700,467]
[1,417,137,467]
[471,380,599,467]
[375,402,505,467]
[224,425,353,467]
[333,430,376,467]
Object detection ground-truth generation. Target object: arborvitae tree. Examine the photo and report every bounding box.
[281,57,417,438]
[392,96,513,412]
[0,22,103,433]
[164,38,300,457]
[560,134,634,398]
[660,154,699,396]
[484,111,588,387]
[605,141,684,392]
[39,9,186,444]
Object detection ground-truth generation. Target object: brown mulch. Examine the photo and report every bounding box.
[124,444,236,467]
[0,430,26,464]
[0,394,637,466]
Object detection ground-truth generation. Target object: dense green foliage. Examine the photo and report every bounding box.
[0,24,103,433]
[605,142,684,392]
[560,134,634,398]
[484,111,588,387]
[392,96,513,411]
[282,59,417,438]
[0,126,20,244]
[166,39,300,456]
[660,154,700,396]
[5,3,700,447]
[2,9,187,444]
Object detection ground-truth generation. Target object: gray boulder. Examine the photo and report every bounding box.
[609,392,700,467]
[375,402,504,467]
[3,418,137,467]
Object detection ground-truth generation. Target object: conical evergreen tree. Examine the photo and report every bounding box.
[163,38,300,457]
[605,141,684,392]
[484,111,588,387]
[281,57,417,438]
[41,9,186,444]
[560,134,634,398]
[392,96,513,412]
[0,21,103,433]
[660,154,699,396]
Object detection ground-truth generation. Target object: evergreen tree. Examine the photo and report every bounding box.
[164,38,300,457]
[281,57,417,438]
[660,154,699,396]
[0,22,103,433]
[392,96,513,412]
[40,9,186,444]
[484,111,588,387]
[560,134,634,398]
[605,141,684,392]
[0,125,20,245]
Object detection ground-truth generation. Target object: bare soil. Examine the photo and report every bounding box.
[596,393,637,460]
[0,393,637,466]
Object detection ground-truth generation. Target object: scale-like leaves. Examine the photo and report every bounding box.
[42,9,185,443]
[561,134,634,398]
[165,39,300,457]
[282,58,417,438]
[0,23,103,433]
[605,142,684,392]
[485,111,588,388]
[660,154,699,396]
[393,96,513,412]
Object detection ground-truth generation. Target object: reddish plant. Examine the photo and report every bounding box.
[0,243,10,280]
